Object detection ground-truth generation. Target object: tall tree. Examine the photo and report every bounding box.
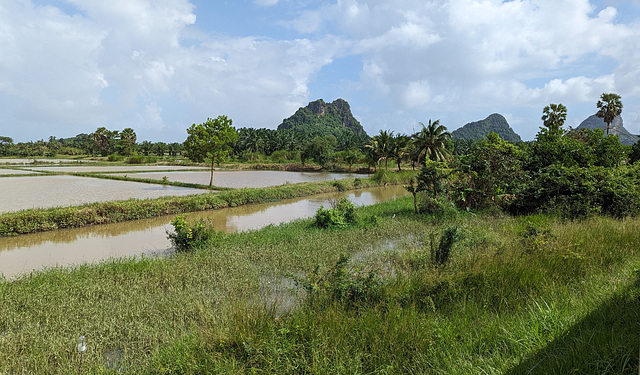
[367,130,394,170]
[596,93,623,136]
[412,119,451,164]
[92,127,119,156]
[118,128,137,156]
[390,133,411,171]
[541,103,567,132]
[183,116,239,186]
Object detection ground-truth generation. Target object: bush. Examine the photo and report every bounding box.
[126,155,146,164]
[314,198,358,229]
[290,255,383,308]
[508,165,640,218]
[167,215,218,252]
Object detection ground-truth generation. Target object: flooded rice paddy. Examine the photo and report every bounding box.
[23,165,207,173]
[0,169,360,213]
[0,175,205,213]
[0,169,42,175]
[0,185,407,279]
[114,170,361,188]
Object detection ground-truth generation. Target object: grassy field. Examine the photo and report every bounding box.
[1,196,639,373]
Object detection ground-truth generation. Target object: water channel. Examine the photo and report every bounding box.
[0,185,408,279]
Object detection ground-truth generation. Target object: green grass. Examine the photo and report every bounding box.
[1,198,639,373]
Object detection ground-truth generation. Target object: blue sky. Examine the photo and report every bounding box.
[1,0,639,143]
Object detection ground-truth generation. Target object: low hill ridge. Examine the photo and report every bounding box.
[576,114,638,146]
[277,99,367,137]
[452,113,522,143]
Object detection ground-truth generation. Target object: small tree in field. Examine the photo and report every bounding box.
[183,116,238,186]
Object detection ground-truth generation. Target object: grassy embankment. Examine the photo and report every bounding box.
[1,195,639,373]
[0,171,411,237]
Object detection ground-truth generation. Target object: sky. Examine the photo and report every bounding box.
[1,0,639,143]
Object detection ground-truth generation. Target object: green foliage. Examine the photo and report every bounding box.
[630,140,640,164]
[300,135,335,167]
[430,226,461,266]
[412,119,451,163]
[314,198,358,229]
[596,92,623,135]
[541,103,567,131]
[290,255,383,308]
[167,215,218,252]
[416,161,448,199]
[456,132,523,209]
[184,115,239,186]
[277,98,367,138]
[508,164,640,218]
[126,155,147,164]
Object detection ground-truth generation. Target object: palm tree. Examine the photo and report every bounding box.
[390,133,411,171]
[412,119,451,164]
[596,93,623,136]
[366,130,394,170]
[541,103,567,132]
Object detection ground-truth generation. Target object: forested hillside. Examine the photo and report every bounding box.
[451,113,522,142]
[277,99,367,138]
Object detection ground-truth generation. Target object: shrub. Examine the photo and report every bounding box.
[314,198,359,229]
[126,155,146,164]
[167,215,218,252]
[290,255,383,308]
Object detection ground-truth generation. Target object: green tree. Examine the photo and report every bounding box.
[630,140,640,164]
[390,134,411,171]
[412,119,451,164]
[153,142,167,157]
[366,130,394,170]
[118,128,137,156]
[92,127,119,156]
[139,140,153,156]
[183,116,239,186]
[596,93,623,136]
[301,135,335,167]
[541,103,567,132]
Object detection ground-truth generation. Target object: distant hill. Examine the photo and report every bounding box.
[452,113,522,143]
[277,99,367,138]
[576,114,638,146]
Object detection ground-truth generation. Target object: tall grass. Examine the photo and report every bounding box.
[1,198,639,373]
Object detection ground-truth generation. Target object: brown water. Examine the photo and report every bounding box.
[0,185,407,279]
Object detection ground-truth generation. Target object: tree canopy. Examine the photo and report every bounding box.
[183,116,238,186]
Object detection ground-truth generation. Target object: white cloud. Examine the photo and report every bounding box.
[1,0,639,142]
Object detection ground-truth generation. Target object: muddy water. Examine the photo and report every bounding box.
[0,185,408,279]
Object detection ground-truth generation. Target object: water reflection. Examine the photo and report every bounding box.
[0,186,407,279]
